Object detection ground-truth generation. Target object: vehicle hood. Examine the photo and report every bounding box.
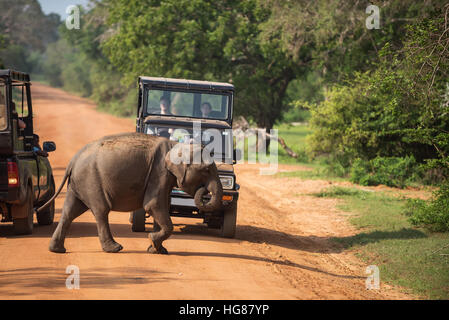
[216,163,234,173]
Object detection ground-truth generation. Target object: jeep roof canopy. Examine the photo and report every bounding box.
[139,76,234,92]
[0,69,31,83]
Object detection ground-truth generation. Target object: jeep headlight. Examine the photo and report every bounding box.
[219,175,234,190]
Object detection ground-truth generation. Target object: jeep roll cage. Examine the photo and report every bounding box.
[0,69,31,83]
[138,76,235,126]
[0,69,34,152]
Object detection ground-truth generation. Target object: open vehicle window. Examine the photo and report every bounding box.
[146,89,229,120]
[0,80,7,130]
[11,84,29,119]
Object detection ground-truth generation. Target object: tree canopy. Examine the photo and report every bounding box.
[100,0,301,128]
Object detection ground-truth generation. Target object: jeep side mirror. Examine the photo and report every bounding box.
[43,141,56,152]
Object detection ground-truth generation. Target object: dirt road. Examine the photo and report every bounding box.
[0,84,411,299]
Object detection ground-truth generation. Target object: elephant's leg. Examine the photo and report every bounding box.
[92,209,123,253]
[147,208,173,255]
[49,190,88,253]
[153,217,161,232]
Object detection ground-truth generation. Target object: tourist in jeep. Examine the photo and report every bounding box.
[201,102,212,118]
[10,101,26,129]
[158,97,172,138]
[32,134,49,157]
[159,96,171,115]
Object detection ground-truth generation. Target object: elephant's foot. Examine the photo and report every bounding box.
[49,241,66,254]
[102,241,123,253]
[147,235,168,254]
[147,244,168,255]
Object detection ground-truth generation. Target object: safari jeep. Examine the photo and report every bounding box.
[0,70,56,234]
[131,76,240,238]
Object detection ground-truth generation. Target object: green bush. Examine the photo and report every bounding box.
[318,155,350,177]
[406,182,449,232]
[350,156,418,188]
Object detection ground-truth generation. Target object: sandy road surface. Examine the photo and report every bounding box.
[0,83,411,299]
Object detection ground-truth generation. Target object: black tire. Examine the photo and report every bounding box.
[37,178,55,226]
[13,186,34,235]
[131,208,146,232]
[206,217,222,229]
[221,204,237,238]
[37,200,55,226]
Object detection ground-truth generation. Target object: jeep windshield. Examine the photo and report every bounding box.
[145,89,230,121]
[0,80,7,130]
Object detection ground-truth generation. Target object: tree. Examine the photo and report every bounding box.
[0,0,60,72]
[101,0,301,129]
[262,0,447,86]
[0,23,7,68]
[307,4,449,178]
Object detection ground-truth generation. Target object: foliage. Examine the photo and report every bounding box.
[312,186,369,198]
[37,5,136,117]
[350,156,419,188]
[308,7,449,184]
[406,182,449,232]
[0,0,60,72]
[100,0,302,129]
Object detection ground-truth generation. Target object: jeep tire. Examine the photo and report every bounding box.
[37,177,55,226]
[221,203,237,238]
[13,186,34,235]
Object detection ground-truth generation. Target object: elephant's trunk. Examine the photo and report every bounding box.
[194,178,223,212]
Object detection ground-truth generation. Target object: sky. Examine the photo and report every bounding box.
[38,0,90,18]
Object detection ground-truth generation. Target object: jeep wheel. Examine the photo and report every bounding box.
[131,208,146,232]
[37,199,55,226]
[37,178,55,226]
[221,204,237,238]
[13,186,34,235]
[206,219,222,229]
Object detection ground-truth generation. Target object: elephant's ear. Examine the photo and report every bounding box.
[165,147,188,188]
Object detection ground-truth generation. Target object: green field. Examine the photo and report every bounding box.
[274,123,311,164]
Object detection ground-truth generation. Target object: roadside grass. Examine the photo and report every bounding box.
[241,123,314,166]
[245,122,344,178]
[271,124,350,181]
[311,186,449,299]
[276,166,347,181]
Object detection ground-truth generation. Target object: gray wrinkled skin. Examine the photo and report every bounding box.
[39,133,223,254]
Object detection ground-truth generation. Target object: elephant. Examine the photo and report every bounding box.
[37,133,223,254]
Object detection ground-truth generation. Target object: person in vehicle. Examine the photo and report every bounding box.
[159,97,172,115]
[10,101,26,130]
[201,102,212,118]
[32,134,48,157]
[158,96,172,138]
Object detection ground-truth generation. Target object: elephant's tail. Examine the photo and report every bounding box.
[35,161,74,214]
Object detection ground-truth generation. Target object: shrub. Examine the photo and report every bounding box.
[314,186,369,198]
[350,156,418,188]
[406,182,449,232]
